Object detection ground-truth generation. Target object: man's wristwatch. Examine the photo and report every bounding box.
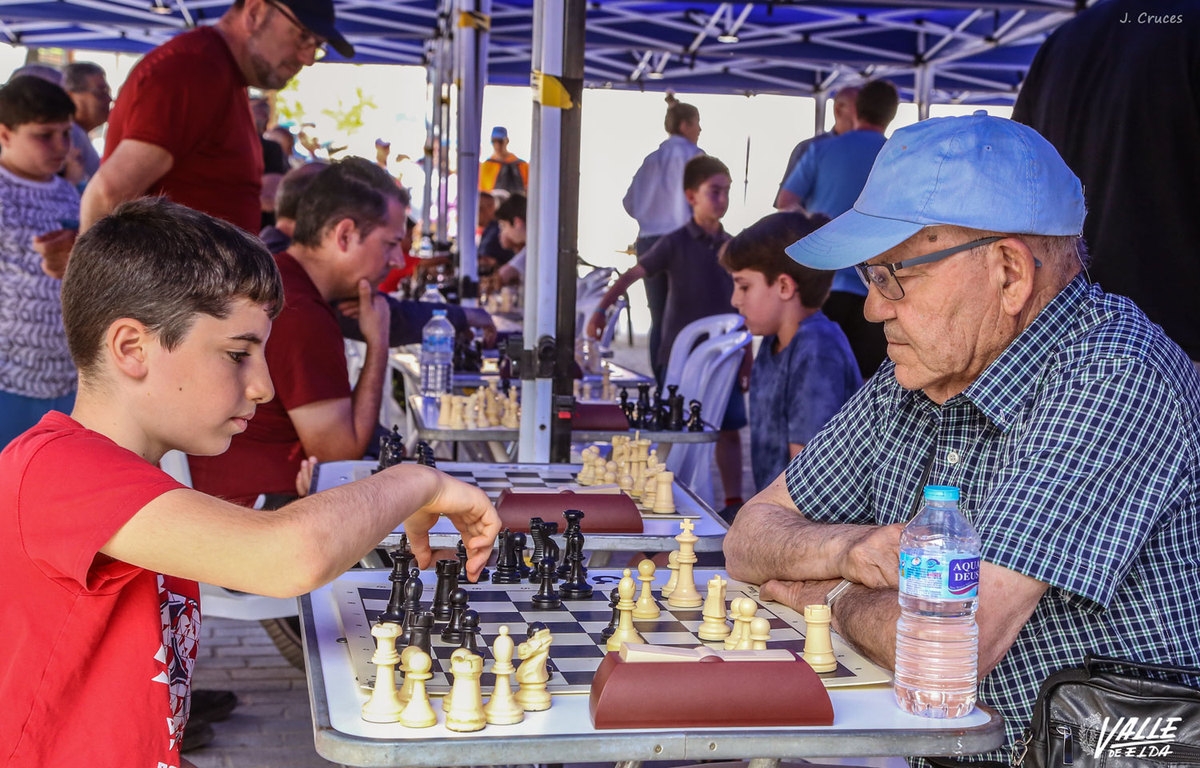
[825,578,853,608]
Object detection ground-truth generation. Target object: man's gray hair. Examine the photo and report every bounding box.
[63,62,106,93]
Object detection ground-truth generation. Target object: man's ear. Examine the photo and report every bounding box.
[107,318,154,380]
[993,237,1037,316]
[332,217,357,252]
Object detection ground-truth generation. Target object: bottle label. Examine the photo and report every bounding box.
[899,550,979,600]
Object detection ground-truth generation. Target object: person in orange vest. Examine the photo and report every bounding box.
[479,126,529,196]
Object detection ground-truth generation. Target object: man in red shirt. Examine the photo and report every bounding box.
[80,0,353,233]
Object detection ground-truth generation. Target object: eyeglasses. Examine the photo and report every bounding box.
[855,236,1005,301]
[266,0,328,60]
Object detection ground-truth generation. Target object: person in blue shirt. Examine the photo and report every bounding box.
[720,211,861,496]
[725,114,1200,765]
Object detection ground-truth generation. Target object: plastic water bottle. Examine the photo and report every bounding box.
[419,283,445,303]
[419,309,454,397]
[894,484,980,718]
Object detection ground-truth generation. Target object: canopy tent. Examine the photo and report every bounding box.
[0,0,1082,106]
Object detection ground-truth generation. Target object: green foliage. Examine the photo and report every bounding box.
[321,87,377,134]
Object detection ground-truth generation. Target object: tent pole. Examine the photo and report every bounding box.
[455,0,489,299]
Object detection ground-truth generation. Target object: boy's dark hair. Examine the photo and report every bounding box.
[719,211,834,309]
[664,93,699,135]
[683,154,730,191]
[495,193,527,224]
[292,156,410,247]
[62,62,105,93]
[0,75,75,128]
[855,79,899,128]
[63,198,284,378]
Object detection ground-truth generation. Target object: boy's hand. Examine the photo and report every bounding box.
[295,456,319,497]
[354,279,390,348]
[398,467,500,582]
[32,228,77,279]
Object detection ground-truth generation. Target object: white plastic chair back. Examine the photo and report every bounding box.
[159,449,193,487]
[597,295,629,357]
[663,313,744,388]
[575,267,615,336]
[665,329,751,506]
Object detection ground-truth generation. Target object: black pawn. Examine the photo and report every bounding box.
[530,558,562,609]
[415,440,436,467]
[378,554,409,625]
[457,609,484,657]
[600,586,620,640]
[456,538,488,582]
[409,612,434,656]
[687,399,705,431]
[559,546,593,600]
[440,588,470,643]
[512,531,531,578]
[431,559,459,621]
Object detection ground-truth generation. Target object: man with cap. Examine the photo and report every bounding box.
[80,0,353,234]
[479,126,529,196]
[723,114,1200,765]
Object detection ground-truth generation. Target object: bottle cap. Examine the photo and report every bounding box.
[923,484,960,502]
[433,308,447,316]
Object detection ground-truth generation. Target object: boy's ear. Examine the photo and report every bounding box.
[108,318,154,380]
[775,273,799,300]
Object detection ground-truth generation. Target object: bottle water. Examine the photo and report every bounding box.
[419,309,454,397]
[419,283,445,303]
[894,484,980,718]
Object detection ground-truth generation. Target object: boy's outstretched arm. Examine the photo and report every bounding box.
[100,464,501,597]
[586,264,646,339]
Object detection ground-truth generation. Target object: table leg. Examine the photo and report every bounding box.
[613,761,642,768]
[747,759,781,768]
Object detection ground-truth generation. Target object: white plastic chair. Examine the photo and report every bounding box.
[665,329,752,506]
[597,294,629,358]
[574,266,616,336]
[663,313,745,388]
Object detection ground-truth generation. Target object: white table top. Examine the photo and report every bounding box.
[301,570,1004,767]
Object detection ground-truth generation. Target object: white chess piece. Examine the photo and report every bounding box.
[631,559,660,619]
[661,550,680,598]
[484,626,524,725]
[697,574,731,641]
[749,616,772,651]
[515,626,554,711]
[445,648,486,732]
[666,519,702,608]
[651,470,676,514]
[803,604,837,673]
[396,648,437,728]
[361,622,403,722]
[605,569,647,651]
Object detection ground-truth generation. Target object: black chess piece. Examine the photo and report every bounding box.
[415,441,436,468]
[431,559,459,621]
[635,382,651,422]
[541,522,560,574]
[668,391,685,431]
[687,399,705,432]
[559,543,593,600]
[644,386,662,430]
[457,609,484,657]
[456,539,489,582]
[512,531,531,579]
[409,612,434,656]
[377,553,410,625]
[375,425,406,471]
[530,558,562,609]
[440,588,470,643]
[491,529,522,584]
[398,571,424,646]
[618,387,629,409]
[620,399,636,428]
[558,510,585,579]
[601,586,620,640]
[528,518,546,563]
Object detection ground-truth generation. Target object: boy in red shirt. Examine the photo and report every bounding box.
[0,198,500,768]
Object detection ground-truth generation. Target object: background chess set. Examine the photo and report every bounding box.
[331,571,891,695]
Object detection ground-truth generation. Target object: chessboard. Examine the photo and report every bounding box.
[438,465,700,520]
[330,571,891,695]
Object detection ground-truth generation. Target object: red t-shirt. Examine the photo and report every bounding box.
[0,412,194,767]
[189,252,351,504]
[103,26,262,233]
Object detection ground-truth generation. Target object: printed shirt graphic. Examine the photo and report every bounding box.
[0,411,193,767]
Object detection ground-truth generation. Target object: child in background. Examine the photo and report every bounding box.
[0,198,500,766]
[587,155,746,513]
[0,75,81,445]
[719,211,862,493]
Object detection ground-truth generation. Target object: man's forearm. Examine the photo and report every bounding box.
[831,585,900,671]
[724,500,860,585]
[350,340,389,452]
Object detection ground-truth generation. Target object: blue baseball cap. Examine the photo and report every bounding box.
[785,113,1086,270]
[491,126,509,141]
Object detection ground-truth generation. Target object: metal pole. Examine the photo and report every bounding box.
[455,0,490,300]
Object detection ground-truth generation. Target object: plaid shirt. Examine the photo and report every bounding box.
[785,276,1200,762]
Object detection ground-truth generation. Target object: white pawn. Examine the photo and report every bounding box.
[362,622,403,723]
[445,648,486,732]
[724,597,754,650]
[631,559,660,619]
[438,393,453,426]
[749,616,772,651]
[484,626,524,725]
[396,648,437,728]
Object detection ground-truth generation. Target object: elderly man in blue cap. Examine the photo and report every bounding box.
[724,114,1200,765]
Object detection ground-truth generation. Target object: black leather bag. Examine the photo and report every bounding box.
[1013,655,1200,766]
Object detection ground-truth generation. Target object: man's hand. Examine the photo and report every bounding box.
[585,309,606,340]
[32,228,77,279]
[758,578,842,613]
[354,279,390,348]
[294,456,319,498]
[838,523,903,588]
[398,467,500,582]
